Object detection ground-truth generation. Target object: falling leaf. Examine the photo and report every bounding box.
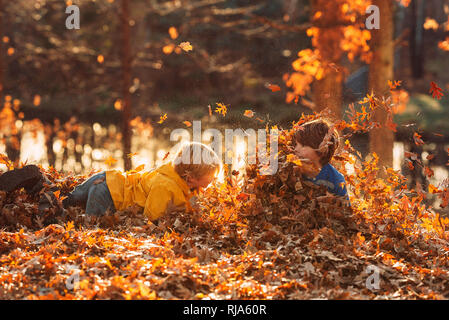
[423,18,439,31]
[114,99,123,110]
[179,42,193,52]
[388,80,402,90]
[127,152,138,158]
[267,84,281,92]
[97,55,105,64]
[244,110,254,118]
[286,154,302,166]
[215,103,227,117]
[65,221,75,232]
[429,81,444,100]
[424,166,434,178]
[168,27,179,40]
[163,44,175,55]
[33,95,41,107]
[105,156,118,167]
[413,132,424,146]
[158,113,167,124]
[183,121,192,127]
[429,184,440,194]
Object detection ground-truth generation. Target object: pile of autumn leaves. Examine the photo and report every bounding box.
[1,117,449,299]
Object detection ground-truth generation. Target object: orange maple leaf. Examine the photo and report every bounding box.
[105,156,118,167]
[388,80,402,90]
[215,103,228,117]
[429,81,444,100]
[178,42,193,52]
[244,110,254,118]
[158,113,167,124]
[413,132,424,146]
[267,84,281,92]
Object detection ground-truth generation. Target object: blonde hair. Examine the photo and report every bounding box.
[173,142,222,180]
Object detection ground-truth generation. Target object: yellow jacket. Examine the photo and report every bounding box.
[105,163,191,221]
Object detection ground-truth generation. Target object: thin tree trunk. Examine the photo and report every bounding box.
[313,69,343,118]
[0,0,3,103]
[310,0,343,119]
[368,0,395,169]
[121,0,132,171]
[409,0,424,78]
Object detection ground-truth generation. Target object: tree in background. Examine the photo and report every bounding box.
[284,0,371,119]
[120,0,132,171]
[368,0,395,169]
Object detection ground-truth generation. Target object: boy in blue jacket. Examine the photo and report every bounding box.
[292,119,349,199]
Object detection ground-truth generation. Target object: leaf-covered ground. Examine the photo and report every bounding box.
[1,104,449,300]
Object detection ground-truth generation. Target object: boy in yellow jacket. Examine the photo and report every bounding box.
[0,142,222,222]
[103,142,221,221]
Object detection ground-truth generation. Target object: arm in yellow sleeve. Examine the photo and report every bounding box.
[144,184,187,221]
[144,185,172,221]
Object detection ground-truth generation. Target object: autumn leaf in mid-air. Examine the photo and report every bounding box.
[429,184,441,194]
[114,99,123,110]
[429,81,444,100]
[215,103,228,117]
[105,156,117,167]
[183,121,192,127]
[423,18,439,31]
[158,113,167,124]
[243,110,254,118]
[388,80,402,90]
[33,95,41,107]
[179,42,193,52]
[168,27,178,40]
[127,152,138,158]
[267,84,281,92]
[286,154,303,167]
[413,132,425,146]
[65,221,75,232]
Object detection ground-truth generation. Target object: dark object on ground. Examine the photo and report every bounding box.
[0,164,64,217]
[0,165,45,194]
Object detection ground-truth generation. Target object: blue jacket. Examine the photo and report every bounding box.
[307,163,348,197]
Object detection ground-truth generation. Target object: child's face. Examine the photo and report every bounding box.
[294,142,321,167]
[187,174,215,190]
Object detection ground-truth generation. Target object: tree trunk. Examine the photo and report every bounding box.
[368,0,395,169]
[121,0,132,171]
[409,0,425,78]
[313,69,343,119]
[0,0,3,103]
[310,0,343,119]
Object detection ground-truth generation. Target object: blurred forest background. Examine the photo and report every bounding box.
[0,0,448,190]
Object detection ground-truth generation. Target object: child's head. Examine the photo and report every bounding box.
[173,142,222,189]
[293,119,339,167]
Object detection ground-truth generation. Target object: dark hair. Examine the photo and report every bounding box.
[293,119,340,166]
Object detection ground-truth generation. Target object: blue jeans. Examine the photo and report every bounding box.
[64,171,116,216]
